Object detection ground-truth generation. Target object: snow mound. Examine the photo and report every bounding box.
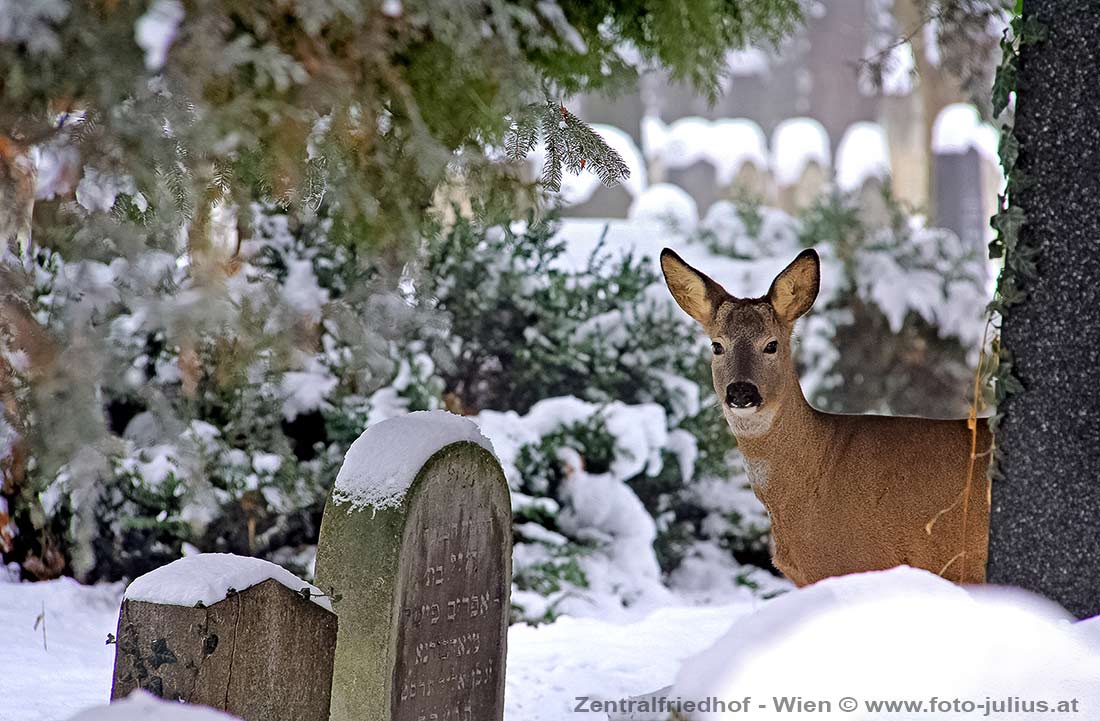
[835,121,891,192]
[124,553,332,612]
[68,691,239,720]
[332,410,495,511]
[673,566,1100,720]
[628,183,698,232]
[932,103,999,162]
[771,117,831,187]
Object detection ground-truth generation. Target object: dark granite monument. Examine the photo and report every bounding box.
[987,1,1100,619]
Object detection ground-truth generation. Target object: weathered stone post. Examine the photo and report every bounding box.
[111,553,336,721]
[315,410,512,721]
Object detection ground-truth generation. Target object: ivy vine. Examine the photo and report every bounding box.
[984,3,1047,479]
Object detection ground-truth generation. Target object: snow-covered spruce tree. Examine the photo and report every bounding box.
[0,2,802,580]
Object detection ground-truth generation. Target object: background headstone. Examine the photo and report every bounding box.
[111,577,336,721]
[932,148,985,253]
[316,439,512,721]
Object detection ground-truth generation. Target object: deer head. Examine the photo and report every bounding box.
[660,248,820,437]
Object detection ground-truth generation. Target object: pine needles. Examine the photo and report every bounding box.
[506,100,630,193]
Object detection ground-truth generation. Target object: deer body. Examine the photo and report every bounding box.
[661,248,990,586]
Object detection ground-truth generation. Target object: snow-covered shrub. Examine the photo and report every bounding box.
[2,184,988,624]
[404,215,761,620]
[796,190,989,416]
[4,203,415,582]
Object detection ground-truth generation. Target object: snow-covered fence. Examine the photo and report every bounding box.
[314,411,512,721]
[110,554,336,721]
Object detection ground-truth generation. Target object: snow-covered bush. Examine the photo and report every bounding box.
[2,184,989,624]
[796,190,990,416]
[4,203,416,582]
[402,215,768,620]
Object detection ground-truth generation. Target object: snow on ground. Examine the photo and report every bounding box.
[506,602,758,721]
[0,578,124,721]
[124,553,332,612]
[332,410,495,511]
[5,570,1100,721]
[674,567,1100,720]
[0,576,758,721]
[66,692,238,720]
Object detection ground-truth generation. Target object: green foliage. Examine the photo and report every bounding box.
[985,7,1046,475]
[516,416,617,495]
[508,100,630,192]
[415,212,702,415]
[1,0,802,260]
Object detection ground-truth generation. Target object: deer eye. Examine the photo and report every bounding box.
[763,340,779,354]
[711,341,724,355]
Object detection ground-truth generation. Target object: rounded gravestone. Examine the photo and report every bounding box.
[314,411,511,721]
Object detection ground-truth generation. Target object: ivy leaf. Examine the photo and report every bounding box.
[998,131,1019,173]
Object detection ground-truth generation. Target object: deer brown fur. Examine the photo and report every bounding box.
[661,247,990,586]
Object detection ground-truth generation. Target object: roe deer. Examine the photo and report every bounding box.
[660,248,990,586]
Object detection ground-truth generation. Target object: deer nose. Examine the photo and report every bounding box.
[726,382,762,409]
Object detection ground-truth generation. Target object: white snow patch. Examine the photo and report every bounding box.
[723,48,770,77]
[643,116,768,186]
[0,578,125,721]
[771,117,831,186]
[282,259,328,322]
[628,183,698,233]
[124,552,332,611]
[67,691,239,720]
[332,410,495,511]
[134,0,184,71]
[251,452,282,474]
[281,356,337,420]
[835,121,891,192]
[932,102,1000,163]
[33,142,81,200]
[674,566,1100,720]
[0,415,18,464]
[75,168,136,213]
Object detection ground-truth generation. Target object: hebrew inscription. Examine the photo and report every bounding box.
[393,463,508,721]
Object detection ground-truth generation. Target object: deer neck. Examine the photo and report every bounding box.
[724,373,828,497]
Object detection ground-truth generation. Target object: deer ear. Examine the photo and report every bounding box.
[660,248,729,326]
[768,249,820,323]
